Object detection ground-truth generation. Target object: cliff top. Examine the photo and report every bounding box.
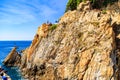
[65,0,119,12]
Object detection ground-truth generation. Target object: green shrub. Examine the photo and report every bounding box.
[65,0,118,12]
[49,24,57,31]
[77,0,82,6]
[65,0,77,12]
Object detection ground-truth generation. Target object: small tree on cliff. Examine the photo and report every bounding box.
[65,0,118,12]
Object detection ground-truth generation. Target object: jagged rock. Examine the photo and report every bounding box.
[5,1,120,80]
[3,47,21,66]
[20,8,120,79]
[77,1,91,11]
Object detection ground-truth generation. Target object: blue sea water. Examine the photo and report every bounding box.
[0,41,31,80]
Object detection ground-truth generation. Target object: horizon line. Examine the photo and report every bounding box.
[0,40,32,41]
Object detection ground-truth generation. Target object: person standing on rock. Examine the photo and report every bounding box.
[1,73,7,80]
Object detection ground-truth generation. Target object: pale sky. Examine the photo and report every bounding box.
[0,0,68,40]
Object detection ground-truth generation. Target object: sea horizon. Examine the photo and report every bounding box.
[0,40,32,41]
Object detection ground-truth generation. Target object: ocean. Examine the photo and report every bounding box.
[0,41,31,80]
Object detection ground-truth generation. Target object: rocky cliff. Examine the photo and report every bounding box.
[4,1,120,80]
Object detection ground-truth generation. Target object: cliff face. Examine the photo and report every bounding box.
[4,1,120,80]
[20,23,50,68]
[21,2,120,79]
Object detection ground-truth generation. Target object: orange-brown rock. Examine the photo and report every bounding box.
[27,23,50,61]
[21,8,120,79]
[3,47,21,66]
[5,1,120,80]
[37,23,49,37]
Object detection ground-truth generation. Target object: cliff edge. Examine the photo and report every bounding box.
[4,1,120,80]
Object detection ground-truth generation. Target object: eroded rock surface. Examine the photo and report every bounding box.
[3,47,21,66]
[4,1,120,80]
[21,8,120,80]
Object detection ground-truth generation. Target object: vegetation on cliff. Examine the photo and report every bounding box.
[65,0,118,12]
[3,0,120,80]
[49,24,57,31]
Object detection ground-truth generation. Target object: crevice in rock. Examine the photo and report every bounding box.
[82,49,95,79]
[112,24,120,80]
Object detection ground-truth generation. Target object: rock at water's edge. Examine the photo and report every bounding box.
[3,1,120,80]
[3,47,21,66]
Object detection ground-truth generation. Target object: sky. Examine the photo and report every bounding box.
[0,0,68,40]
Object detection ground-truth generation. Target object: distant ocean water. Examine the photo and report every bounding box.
[0,41,31,80]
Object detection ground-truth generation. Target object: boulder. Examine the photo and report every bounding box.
[3,47,21,66]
